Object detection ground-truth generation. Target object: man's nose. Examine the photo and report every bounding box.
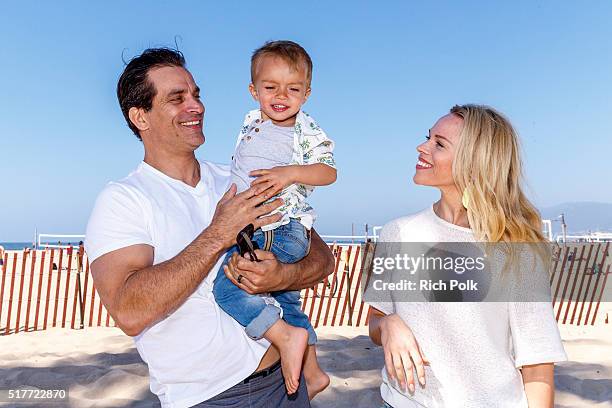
[186,96,204,114]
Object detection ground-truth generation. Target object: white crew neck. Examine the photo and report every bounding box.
[429,204,473,233]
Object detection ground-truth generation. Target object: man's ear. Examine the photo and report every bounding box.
[128,107,150,133]
[248,83,259,101]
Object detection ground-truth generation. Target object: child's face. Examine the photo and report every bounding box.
[249,55,311,127]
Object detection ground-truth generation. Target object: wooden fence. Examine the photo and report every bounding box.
[0,242,609,336]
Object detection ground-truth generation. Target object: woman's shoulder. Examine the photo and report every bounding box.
[379,208,433,242]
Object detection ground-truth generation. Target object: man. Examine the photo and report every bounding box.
[85,48,334,408]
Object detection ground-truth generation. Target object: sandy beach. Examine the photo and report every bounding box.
[0,323,610,408]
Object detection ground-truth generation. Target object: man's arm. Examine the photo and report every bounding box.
[90,184,283,337]
[223,228,335,294]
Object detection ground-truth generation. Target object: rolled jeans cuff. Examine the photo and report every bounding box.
[245,304,281,340]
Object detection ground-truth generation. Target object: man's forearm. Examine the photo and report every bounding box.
[285,229,335,290]
[113,229,226,335]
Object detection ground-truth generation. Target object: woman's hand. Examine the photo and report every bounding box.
[369,309,429,394]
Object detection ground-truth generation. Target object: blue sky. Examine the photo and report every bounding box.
[1,1,611,241]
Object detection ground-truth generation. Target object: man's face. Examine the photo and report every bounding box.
[141,66,205,152]
[249,55,311,127]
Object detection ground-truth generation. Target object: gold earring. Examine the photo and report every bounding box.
[462,188,470,209]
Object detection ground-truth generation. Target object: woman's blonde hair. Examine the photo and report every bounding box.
[450,104,546,245]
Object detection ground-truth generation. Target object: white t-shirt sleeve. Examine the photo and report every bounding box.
[366,222,398,315]
[85,182,153,263]
[508,301,568,368]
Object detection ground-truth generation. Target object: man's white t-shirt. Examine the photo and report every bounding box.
[369,206,567,408]
[85,160,270,408]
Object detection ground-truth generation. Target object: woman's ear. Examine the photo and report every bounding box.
[128,107,150,133]
[248,83,259,101]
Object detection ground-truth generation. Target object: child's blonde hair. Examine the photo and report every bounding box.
[251,40,313,85]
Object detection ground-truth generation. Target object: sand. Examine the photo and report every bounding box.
[0,324,610,408]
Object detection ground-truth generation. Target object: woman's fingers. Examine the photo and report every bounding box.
[418,343,431,365]
[400,350,415,393]
[392,352,407,392]
[384,349,395,381]
[410,347,426,387]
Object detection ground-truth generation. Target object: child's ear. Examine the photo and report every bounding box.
[128,107,150,133]
[304,87,312,102]
[248,83,259,101]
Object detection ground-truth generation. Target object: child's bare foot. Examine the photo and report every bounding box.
[303,344,330,400]
[305,368,330,400]
[265,321,308,394]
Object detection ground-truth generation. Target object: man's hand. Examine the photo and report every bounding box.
[208,183,283,250]
[224,250,289,294]
[249,166,296,198]
[224,228,334,293]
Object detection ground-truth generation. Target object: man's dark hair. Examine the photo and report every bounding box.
[251,40,313,86]
[117,48,186,140]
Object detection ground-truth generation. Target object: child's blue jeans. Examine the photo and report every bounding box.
[213,219,317,345]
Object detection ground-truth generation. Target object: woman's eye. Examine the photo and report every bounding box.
[425,135,431,140]
[436,141,444,148]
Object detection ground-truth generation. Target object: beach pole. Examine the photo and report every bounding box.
[5,253,18,335]
[61,248,73,328]
[33,251,46,330]
[73,251,85,329]
[43,249,55,330]
[24,251,37,331]
[0,251,8,326]
[343,249,353,325]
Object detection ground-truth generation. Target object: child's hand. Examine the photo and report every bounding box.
[250,166,297,198]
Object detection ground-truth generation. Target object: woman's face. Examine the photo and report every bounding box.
[413,113,464,188]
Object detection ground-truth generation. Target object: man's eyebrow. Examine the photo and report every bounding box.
[166,86,200,98]
[166,88,186,97]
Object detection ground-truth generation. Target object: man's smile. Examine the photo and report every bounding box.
[179,119,202,129]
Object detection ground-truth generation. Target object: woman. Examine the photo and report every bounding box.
[368,105,567,407]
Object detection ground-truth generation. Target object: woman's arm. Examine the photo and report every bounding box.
[368,307,429,394]
[521,363,555,408]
